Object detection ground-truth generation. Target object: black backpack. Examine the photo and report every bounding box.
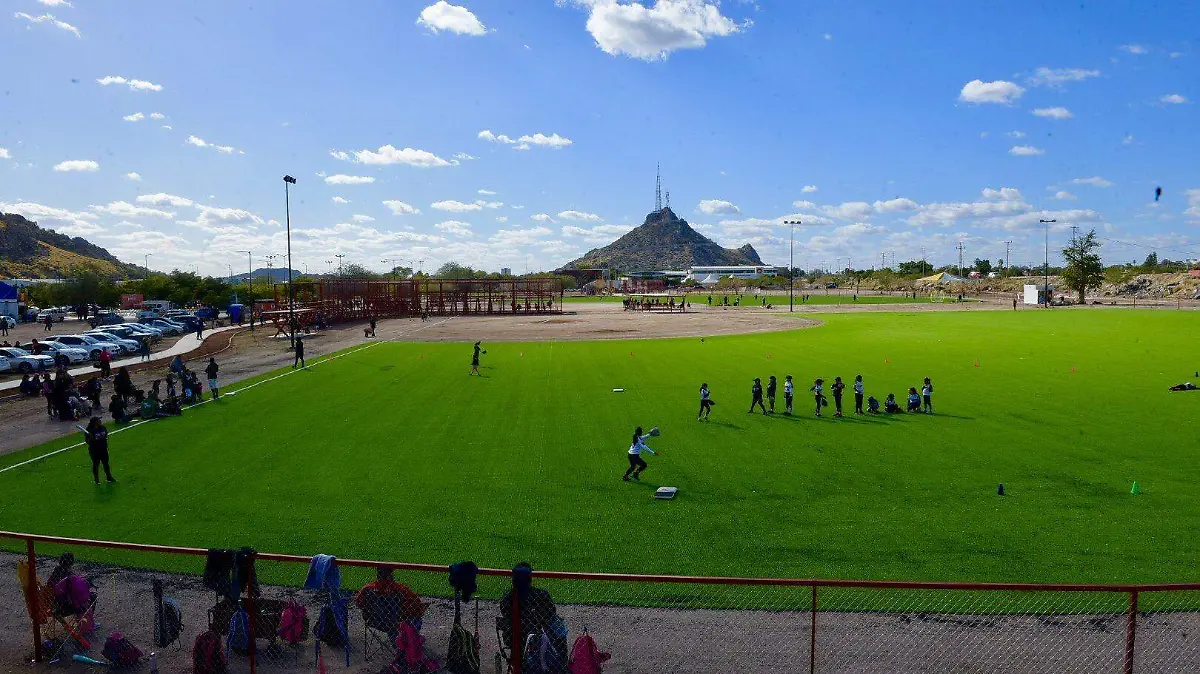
[152,580,183,648]
[445,593,480,674]
[316,605,347,648]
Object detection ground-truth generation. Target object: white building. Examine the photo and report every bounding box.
[686,265,785,285]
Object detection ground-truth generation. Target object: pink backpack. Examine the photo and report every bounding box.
[54,575,92,615]
[568,634,611,674]
[394,623,439,673]
[278,600,307,644]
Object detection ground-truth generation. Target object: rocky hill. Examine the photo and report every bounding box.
[561,207,764,272]
[0,212,143,279]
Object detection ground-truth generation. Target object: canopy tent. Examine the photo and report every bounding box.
[916,271,966,284]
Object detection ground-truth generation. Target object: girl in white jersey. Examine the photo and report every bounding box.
[783,375,794,414]
[922,377,933,414]
[698,383,713,421]
[623,426,657,481]
[853,375,865,415]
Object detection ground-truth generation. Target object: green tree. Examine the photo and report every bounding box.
[972,258,993,275]
[1061,229,1105,304]
[1142,252,1158,270]
[339,263,379,279]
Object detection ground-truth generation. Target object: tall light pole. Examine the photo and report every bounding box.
[783,220,801,312]
[283,175,297,349]
[325,260,333,276]
[382,258,396,281]
[144,253,153,275]
[1040,219,1056,307]
[335,253,346,277]
[236,250,253,330]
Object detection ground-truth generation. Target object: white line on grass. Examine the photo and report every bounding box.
[0,324,448,476]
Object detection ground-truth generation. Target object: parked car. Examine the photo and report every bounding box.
[46,334,122,360]
[0,316,16,330]
[0,346,56,374]
[39,308,68,322]
[137,309,165,321]
[144,319,184,336]
[38,340,92,365]
[825,282,839,289]
[173,315,205,333]
[119,323,164,341]
[0,355,9,373]
[89,311,125,328]
[84,331,141,354]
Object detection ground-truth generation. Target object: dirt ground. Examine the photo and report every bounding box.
[0,552,1195,673]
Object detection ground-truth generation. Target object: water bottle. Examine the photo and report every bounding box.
[149,652,158,674]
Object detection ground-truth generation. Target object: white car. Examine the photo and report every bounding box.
[38,308,68,322]
[0,355,9,373]
[47,334,122,360]
[119,323,164,341]
[38,340,91,365]
[0,316,16,329]
[0,347,56,374]
[145,319,183,336]
[85,331,141,354]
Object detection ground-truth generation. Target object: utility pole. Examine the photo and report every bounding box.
[920,247,927,276]
[957,241,965,278]
[890,251,896,270]
[283,175,297,350]
[784,220,801,311]
[1040,219,1056,307]
[236,250,253,331]
[335,253,346,277]
[880,252,886,271]
[1004,241,1012,277]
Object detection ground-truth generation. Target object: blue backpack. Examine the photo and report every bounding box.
[227,607,250,655]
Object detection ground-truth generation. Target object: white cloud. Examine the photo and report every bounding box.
[186,135,242,155]
[1170,51,1183,59]
[491,226,552,246]
[1185,189,1200,220]
[137,193,194,207]
[567,0,747,61]
[383,200,419,215]
[453,153,477,162]
[1070,176,1113,188]
[125,172,141,181]
[1160,93,1188,105]
[351,214,375,223]
[821,201,874,220]
[332,196,350,204]
[38,0,73,6]
[0,147,11,159]
[1033,106,1072,119]
[325,174,376,185]
[123,112,145,122]
[0,201,98,232]
[959,79,1024,104]
[479,129,572,149]
[873,198,919,213]
[432,200,483,212]
[96,75,162,92]
[477,189,498,196]
[1120,44,1147,55]
[1025,67,1100,88]
[1006,130,1026,138]
[331,144,452,167]
[791,200,818,210]
[531,213,555,223]
[905,197,1031,228]
[495,216,508,223]
[558,209,604,221]
[1122,134,1135,145]
[1054,191,1077,201]
[13,12,79,37]
[697,199,740,215]
[833,223,887,237]
[149,112,165,120]
[801,185,818,193]
[91,201,174,219]
[417,1,487,36]
[979,131,989,138]
[434,220,474,237]
[1009,145,1045,156]
[53,159,99,172]
[823,33,833,41]
[561,223,635,243]
[161,125,172,130]
[981,187,1023,201]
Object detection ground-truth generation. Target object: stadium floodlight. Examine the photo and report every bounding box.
[783,220,801,311]
[284,175,297,349]
[1039,219,1056,307]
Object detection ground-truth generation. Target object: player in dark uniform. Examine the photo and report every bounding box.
[748,377,767,415]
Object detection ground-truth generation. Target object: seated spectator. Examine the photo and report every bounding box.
[109,394,132,423]
[140,393,160,420]
[160,394,183,416]
[866,396,880,414]
[19,374,41,396]
[47,551,76,588]
[884,394,902,414]
[355,567,426,633]
[499,563,563,648]
[169,355,185,375]
[906,387,921,412]
[80,378,102,409]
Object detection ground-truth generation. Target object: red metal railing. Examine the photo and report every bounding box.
[4,530,1197,673]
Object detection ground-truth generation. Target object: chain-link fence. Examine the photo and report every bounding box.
[3,532,1198,673]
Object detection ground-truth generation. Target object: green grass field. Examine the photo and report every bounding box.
[563,293,937,305]
[2,310,1198,596]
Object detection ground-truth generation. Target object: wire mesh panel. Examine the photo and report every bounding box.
[1136,590,1200,673]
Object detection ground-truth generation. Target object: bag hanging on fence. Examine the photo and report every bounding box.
[227,606,251,656]
[153,579,183,648]
[448,561,479,601]
[316,604,346,647]
[567,634,611,674]
[193,630,228,674]
[101,632,144,667]
[445,593,481,674]
[279,600,308,644]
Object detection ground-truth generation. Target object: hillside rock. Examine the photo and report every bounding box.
[561,207,764,272]
[0,212,141,278]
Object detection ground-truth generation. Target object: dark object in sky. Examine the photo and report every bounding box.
[1155,187,1162,202]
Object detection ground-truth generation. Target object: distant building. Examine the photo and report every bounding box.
[500,267,512,276]
[686,265,785,285]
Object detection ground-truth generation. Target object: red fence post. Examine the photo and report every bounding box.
[246,554,258,674]
[511,585,522,674]
[26,538,42,663]
[809,584,818,674]
[1124,590,1138,674]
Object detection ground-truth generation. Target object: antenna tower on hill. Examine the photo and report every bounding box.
[655,163,663,211]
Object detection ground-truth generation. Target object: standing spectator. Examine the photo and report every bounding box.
[783,375,794,415]
[470,341,483,375]
[766,375,777,414]
[98,348,112,378]
[811,378,825,417]
[42,373,55,419]
[43,314,53,332]
[114,367,134,402]
[369,317,377,338]
[82,416,116,484]
[139,337,151,362]
[697,383,713,421]
[293,336,305,369]
[748,378,767,415]
[1013,297,1018,311]
[831,376,846,418]
[0,319,7,337]
[205,357,220,399]
[195,321,204,341]
[922,377,933,414]
[853,375,865,415]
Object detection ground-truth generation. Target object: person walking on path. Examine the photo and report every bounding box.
[98,348,112,378]
[43,314,53,332]
[1013,297,1018,311]
[138,337,151,361]
[831,376,846,418]
[811,378,825,417]
[205,357,220,399]
[698,383,713,421]
[748,377,767,415]
[853,375,865,415]
[82,416,115,484]
[922,377,933,414]
[622,426,657,482]
[369,317,377,337]
[766,375,778,414]
[784,375,794,414]
[195,321,204,341]
[293,336,306,369]
[470,341,484,375]
[0,320,7,337]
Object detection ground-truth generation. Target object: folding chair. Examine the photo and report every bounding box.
[17,561,94,661]
[358,588,401,661]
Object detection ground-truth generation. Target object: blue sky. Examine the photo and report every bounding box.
[2,0,1197,276]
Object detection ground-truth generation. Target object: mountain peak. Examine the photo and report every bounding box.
[561,207,764,272]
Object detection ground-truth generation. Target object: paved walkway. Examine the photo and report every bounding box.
[0,325,242,392]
